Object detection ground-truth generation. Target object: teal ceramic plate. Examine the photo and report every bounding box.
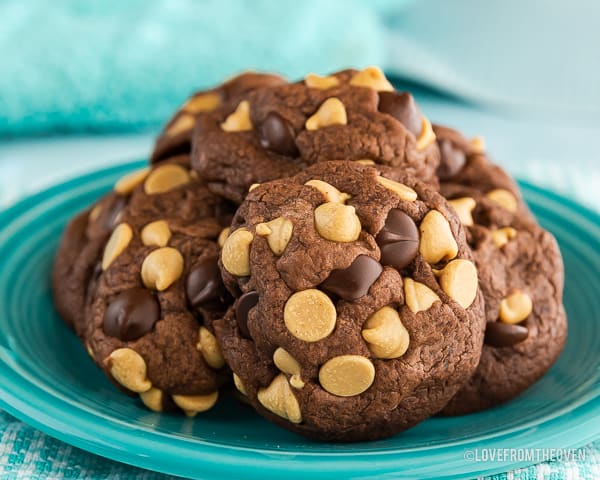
[0,162,599,480]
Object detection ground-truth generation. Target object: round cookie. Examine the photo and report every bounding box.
[151,72,286,163]
[54,156,233,415]
[435,131,567,414]
[214,160,484,441]
[192,67,440,204]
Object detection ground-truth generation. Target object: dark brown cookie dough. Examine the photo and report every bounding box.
[214,161,484,441]
[436,127,567,414]
[151,72,286,163]
[53,156,233,415]
[192,67,440,204]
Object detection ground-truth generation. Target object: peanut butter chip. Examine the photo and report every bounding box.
[273,347,304,388]
[140,388,164,412]
[284,289,336,342]
[221,228,253,276]
[319,355,375,397]
[314,202,361,242]
[305,73,340,89]
[362,306,410,359]
[257,374,302,423]
[486,189,518,213]
[166,114,195,137]
[183,92,221,113]
[499,291,533,324]
[437,259,478,308]
[144,164,191,195]
[106,348,152,393]
[197,327,225,369]
[355,159,376,165]
[349,66,394,91]
[305,180,351,203]
[419,210,459,264]
[221,100,253,132]
[89,204,102,222]
[172,391,219,417]
[491,227,517,248]
[114,168,150,195]
[141,220,171,247]
[404,278,441,313]
[305,98,347,130]
[448,197,476,226]
[416,117,436,151]
[255,217,293,256]
[233,373,247,395]
[141,247,184,291]
[249,183,260,192]
[376,176,418,201]
[102,223,133,270]
[217,227,231,248]
[470,135,486,153]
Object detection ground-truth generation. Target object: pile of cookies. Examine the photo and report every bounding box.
[53,67,566,441]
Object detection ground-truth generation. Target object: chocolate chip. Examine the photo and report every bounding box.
[436,139,466,180]
[320,255,382,301]
[105,196,127,230]
[378,92,422,137]
[484,321,529,348]
[235,291,259,338]
[103,288,160,341]
[259,112,299,156]
[186,256,225,312]
[376,209,419,269]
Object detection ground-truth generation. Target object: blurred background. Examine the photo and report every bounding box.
[1,0,599,209]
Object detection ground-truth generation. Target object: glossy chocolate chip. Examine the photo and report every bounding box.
[376,209,419,269]
[186,257,224,313]
[103,288,161,341]
[378,92,422,137]
[484,321,529,347]
[235,291,259,338]
[105,196,128,230]
[320,255,382,301]
[259,112,299,156]
[436,139,466,180]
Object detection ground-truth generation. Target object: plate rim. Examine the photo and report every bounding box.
[0,161,599,480]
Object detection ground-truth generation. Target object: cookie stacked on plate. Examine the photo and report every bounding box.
[53,67,566,441]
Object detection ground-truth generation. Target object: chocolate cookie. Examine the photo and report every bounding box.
[192,67,440,203]
[214,161,485,441]
[53,156,233,415]
[151,72,286,163]
[436,126,567,414]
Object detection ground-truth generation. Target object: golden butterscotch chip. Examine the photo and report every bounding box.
[102,223,133,270]
[470,135,486,153]
[141,247,184,291]
[273,347,304,388]
[166,114,195,137]
[255,217,293,256]
[105,348,152,393]
[144,164,191,195]
[349,66,394,92]
[141,220,171,247]
[284,289,336,342]
[305,73,340,89]
[257,374,302,423]
[404,278,440,314]
[416,117,436,151]
[183,92,221,113]
[172,391,219,416]
[217,227,231,248]
[221,228,253,276]
[197,327,225,369]
[491,227,517,248]
[448,197,476,226]
[89,204,102,222]
[221,100,253,132]
[376,176,418,201]
[437,259,478,309]
[355,159,376,165]
[114,168,150,195]
[305,98,347,130]
[233,373,247,396]
[486,189,518,213]
[362,306,410,359]
[314,202,361,242]
[499,290,533,324]
[319,355,375,397]
[419,210,459,264]
[305,180,351,204]
[140,387,164,412]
